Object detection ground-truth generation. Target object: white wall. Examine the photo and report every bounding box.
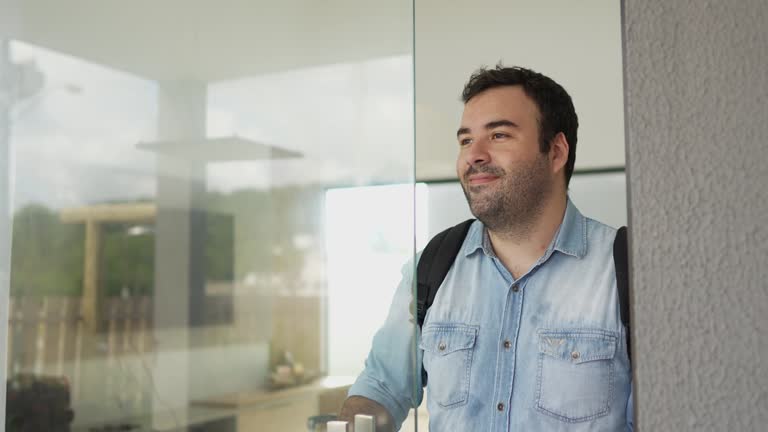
[416,0,625,180]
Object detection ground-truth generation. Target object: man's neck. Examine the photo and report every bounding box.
[487,194,568,280]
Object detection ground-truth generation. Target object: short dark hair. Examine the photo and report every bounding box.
[461,65,579,187]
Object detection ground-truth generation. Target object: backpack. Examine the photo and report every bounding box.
[5,374,75,432]
[415,220,631,384]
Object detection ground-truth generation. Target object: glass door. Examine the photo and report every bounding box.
[1,1,418,431]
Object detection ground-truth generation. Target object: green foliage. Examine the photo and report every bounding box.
[10,205,84,296]
[100,223,154,297]
[9,185,325,298]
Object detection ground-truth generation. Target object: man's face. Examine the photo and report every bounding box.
[456,85,555,231]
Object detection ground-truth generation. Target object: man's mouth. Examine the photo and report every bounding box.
[467,174,499,186]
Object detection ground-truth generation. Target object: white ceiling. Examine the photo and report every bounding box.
[1,0,412,82]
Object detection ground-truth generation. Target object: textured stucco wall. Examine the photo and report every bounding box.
[622,1,768,430]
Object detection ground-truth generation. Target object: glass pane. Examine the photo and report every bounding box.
[2,2,415,431]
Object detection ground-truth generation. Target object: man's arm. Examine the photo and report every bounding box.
[344,256,424,431]
[338,395,396,432]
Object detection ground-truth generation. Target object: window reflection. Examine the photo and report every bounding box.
[7,40,161,430]
[4,38,415,432]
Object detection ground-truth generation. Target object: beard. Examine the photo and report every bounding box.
[460,154,554,236]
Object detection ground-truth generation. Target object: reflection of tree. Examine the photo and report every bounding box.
[11,204,84,296]
[100,222,154,296]
[10,184,326,297]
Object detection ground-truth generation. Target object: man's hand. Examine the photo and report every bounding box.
[338,396,396,432]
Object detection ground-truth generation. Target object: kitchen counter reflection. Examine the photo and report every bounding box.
[190,375,355,431]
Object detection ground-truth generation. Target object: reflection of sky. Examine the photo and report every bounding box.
[10,40,158,211]
[8,39,414,208]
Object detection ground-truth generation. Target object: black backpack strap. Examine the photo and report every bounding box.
[416,219,474,386]
[416,219,475,328]
[613,226,631,363]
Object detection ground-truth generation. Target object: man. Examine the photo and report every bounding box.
[340,65,633,431]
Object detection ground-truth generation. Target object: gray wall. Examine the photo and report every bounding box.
[623,1,768,430]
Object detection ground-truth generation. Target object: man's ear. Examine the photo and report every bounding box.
[549,132,569,177]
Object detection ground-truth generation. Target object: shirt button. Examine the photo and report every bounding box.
[438,342,446,351]
[503,340,512,349]
[497,402,505,411]
[571,351,580,360]
[511,284,519,292]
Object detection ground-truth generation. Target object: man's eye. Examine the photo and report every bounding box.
[459,138,472,146]
[492,132,508,139]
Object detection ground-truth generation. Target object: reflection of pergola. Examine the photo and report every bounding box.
[58,133,303,334]
[60,203,156,332]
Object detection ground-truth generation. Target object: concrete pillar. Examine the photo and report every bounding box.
[622,1,768,430]
[151,81,207,431]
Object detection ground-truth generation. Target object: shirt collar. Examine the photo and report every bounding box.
[463,197,587,259]
[551,197,587,259]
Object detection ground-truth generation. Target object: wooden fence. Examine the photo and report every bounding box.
[6,295,152,406]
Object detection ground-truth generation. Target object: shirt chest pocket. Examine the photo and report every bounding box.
[536,329,617,423]
[419,323,478,408]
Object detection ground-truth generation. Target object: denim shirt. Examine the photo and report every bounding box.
[349,199,633,431]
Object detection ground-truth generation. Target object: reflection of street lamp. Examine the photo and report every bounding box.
[11,82,83,122]
[0,44,83,122]
[2,55,47,109]
[1,43,82,216]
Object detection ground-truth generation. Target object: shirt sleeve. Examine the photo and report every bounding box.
[348,257,424,429]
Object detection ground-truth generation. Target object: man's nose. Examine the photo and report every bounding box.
[464,139,491,166]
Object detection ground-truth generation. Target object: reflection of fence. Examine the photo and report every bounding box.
[6,296,152,405]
